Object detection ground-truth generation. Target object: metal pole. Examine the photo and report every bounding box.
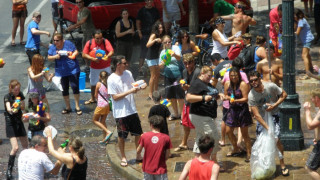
[265,24,272,80]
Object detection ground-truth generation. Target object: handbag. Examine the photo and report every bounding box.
[97,83,112,111]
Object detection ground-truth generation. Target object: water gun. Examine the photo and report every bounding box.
[160,99,171,107]
[12,97,21,113]
[179,79,186,85]
[58,50,72,56]
[43,67,49,73]
[60,139,70,148]
[195,46,200,53]
[278,33,282,54]
[23,112,40,119]
[230,93,235,103]
[0,58,5,65]
[95,49,106,60]
[161,49,173,66]
[219,66,231,77]
[108,97,112,111]
[37,101,45,117]
[132,80,147,89]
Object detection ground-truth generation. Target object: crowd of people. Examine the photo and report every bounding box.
[3,0,320,179]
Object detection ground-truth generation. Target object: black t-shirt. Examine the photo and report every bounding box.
[136,7,160,35]
[188,78,218,118]
[213,60,232,80]
[183,67,201,85]
[148,104,171,135]
[4,92,25,113]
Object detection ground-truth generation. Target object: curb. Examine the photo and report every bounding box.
[106,143,144,180]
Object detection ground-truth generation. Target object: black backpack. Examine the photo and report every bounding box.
[238,44,257,73]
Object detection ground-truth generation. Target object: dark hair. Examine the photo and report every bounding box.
[294,8,305,20]
[248,71,260,79]
[229,67,241,97]
[148,115,164,130]
[177,29,190,44]
[265,43,275,51]
[255,35,266,46]
[210,53,222,62]
[278,4,282,12]
[69,137,85,160]
[121,8,128,15]
[53,33,63,41]
[99,71,109,85]
[151,20,165,38]
[30,135,45,148]
[94,29,103,36]
[152,91,161,102]
[28,89,40,111]
[198,135,215,154]
[232,57,244,69]
[111,55,125,72]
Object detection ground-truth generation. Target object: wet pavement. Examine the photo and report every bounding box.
[1,0,320,179]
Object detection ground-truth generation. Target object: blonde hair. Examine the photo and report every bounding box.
[69,137,85,160]
[311,88,320,98]
[183,53,194,63]
[200,66,212,75]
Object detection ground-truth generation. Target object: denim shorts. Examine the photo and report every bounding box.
[303,41,312,49]
[146,58,159,67]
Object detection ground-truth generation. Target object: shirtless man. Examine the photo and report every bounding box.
[256,44,283,86]
[221,2,256,40]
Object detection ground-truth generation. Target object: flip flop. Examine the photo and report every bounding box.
[75,109,82,115]
[226,151,242,157]
[11,42,16,47]
[120,160,128,167]
[174,145,188,152]
[61,108,72,114]
[20,41,26,45]
[84,99,97,105]
[219,141,225,147]
[104,133,113,143]
[281,167,289,176]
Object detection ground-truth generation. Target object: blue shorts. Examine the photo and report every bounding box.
[303,41,312,49]
[146,58,159,67]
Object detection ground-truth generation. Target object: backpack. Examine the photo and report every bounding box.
[238,44,257,73]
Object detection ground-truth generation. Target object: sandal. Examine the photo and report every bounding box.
[174,145,188,152]
[75,109,82,115]
[120,160,128,167]
[11,42,16,47]
[244,156,250,163]
[84,99,96,105]
[61,108,72,114]
[226,151,242,157]
[169,115,180,121]
[281,167,289,176]
[20,41,26,45]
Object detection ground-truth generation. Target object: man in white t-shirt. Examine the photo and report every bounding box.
[18,135,62,180]
[107,55,145,167]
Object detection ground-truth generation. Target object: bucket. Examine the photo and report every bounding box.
[79,72,86,90]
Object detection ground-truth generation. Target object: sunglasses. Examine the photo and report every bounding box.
[249,78,259,83]
[163,41,171,44]
[183,61,194,65]
[53,39,61,42]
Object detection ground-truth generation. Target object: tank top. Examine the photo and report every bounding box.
[118,19,133,42]
[180,44,193,55]
[188,158,215,180]
[12,4,26,11]
[146,36,162,60]
[27,73,46,97]
[211,29,229,58]
[61,156,87,180]
[253,46,261,64]
[97,83,109,107]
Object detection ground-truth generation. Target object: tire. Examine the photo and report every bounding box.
[201,48,212,67]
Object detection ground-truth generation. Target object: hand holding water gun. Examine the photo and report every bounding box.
[95,49,106,60]
[132,80,147,89]
[42,67,49,73]
[58,50,72,56]
[37,101,45,117]
[195,46,200,53]
[161,49,174,66]
[179,79,186,85]
[161,99,171,107]
[12,97,21,113]
[23,112,40,121]
[230,93,235,103]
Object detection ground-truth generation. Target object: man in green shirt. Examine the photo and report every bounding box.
[209,0,234,36]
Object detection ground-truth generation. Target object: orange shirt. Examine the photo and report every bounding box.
[13,3,27,11]
[189,158,215,180]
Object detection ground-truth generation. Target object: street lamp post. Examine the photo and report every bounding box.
[279,0,304,150]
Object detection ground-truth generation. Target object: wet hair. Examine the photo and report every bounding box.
[200,66,213,76]
[152,91,161,102]
[53,33,63,41]
[294,8,305,20]
[121,8,129,16]
[312,88,320,98]
[198,135,215,154]
[229,67,242,92]
[69,137,85,160]
[151,20,165,38]
[177,29,190,44]
[99,71,109,85]
[183,53,194,63]
[28,89,40,111]
[248,71,261,79]
[210,53,222,62]
[232,57,244,69]
[31,54,45,75]
[111,55,125,72]
[148,115,164,130]
[9,79,21,93]
[255,35,266,46]
[29,135,45,148]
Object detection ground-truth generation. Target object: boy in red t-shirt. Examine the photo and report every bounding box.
[137,115,172,179]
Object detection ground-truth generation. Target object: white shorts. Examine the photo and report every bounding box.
[224,20,232,35]
[89,67,111,86]
[163,11,181,23]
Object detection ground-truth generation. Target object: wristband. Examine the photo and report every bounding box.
[202,95,206,102]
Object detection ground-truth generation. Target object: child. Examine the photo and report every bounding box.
[304,88,320,179]
[148,91,171,135]
[179,135,220,180]
[23,88,51,141]
[27,54,54,112]
[4,79,28,179]
[137,115,172,179]
[294,8,314,77]
[93,71,113,144]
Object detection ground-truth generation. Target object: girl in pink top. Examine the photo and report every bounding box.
[93,71,113,144]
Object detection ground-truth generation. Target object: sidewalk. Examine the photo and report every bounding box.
[105,1,320,179]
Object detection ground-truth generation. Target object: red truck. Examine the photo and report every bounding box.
[59,0,214,31]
